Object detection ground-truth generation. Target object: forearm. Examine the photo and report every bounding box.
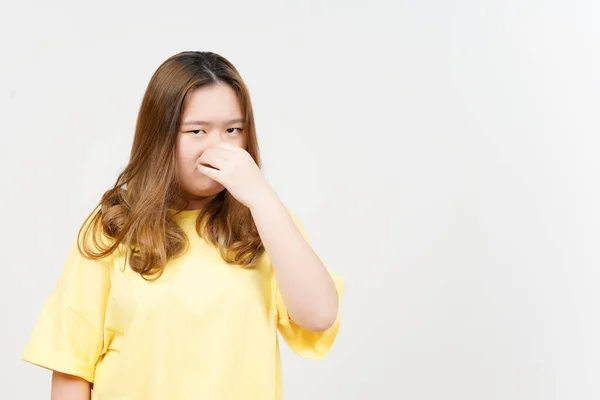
[51,371,91,400]
[250,194,339,331]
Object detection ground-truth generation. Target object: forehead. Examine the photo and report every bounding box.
[182,83,243,121]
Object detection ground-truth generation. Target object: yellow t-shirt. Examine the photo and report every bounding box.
[22,208,344,399]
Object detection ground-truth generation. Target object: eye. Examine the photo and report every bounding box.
[226,128,243,135]
[190,130,206,135]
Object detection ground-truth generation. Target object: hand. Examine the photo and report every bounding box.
[197,143,276,209]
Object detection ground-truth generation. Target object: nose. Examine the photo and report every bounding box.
[205,130,225,147]
[197,131,227,160]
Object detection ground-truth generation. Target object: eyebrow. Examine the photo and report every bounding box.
[181,118,244,126]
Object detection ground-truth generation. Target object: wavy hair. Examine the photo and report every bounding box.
[77,51,264,280]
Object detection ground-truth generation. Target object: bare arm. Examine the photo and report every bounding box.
[250,194,339,332]
[51,371,90,400]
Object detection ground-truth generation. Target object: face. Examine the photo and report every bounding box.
[175,83,247,208]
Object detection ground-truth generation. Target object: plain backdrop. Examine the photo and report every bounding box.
[1,1,598,399]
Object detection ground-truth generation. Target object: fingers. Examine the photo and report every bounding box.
[197,164,223,182]
[198,148,227,170]
[199,143,245,168]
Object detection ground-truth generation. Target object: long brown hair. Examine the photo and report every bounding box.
[78,51,264,280]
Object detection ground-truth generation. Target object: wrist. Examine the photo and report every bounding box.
[248,188,281,214]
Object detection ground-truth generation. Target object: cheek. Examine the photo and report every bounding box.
[230,135,247,149]
[177,137,205,166]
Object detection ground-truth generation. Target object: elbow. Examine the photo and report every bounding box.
[287,288,340,332]
[302,306,338,332]
[310,318,336,332]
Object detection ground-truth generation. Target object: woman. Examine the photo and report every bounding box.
[22,51,344,400]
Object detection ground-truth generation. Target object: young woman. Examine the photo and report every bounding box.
[22,51,344,400]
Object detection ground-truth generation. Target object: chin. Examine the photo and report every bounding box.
[189,181,225,198]
[178,175,226,200]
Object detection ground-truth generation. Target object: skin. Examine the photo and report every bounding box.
[52,82,339,398]
[51,371,90,400]
[190,84,338,331]
[175,83,248,209]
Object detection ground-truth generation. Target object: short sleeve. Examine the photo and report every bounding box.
[22,214,112,383]
[275,211,345,360]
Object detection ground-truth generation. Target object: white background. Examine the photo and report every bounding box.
[1,1,598,399]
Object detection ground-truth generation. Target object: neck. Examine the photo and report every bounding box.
[174,193,219,210]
